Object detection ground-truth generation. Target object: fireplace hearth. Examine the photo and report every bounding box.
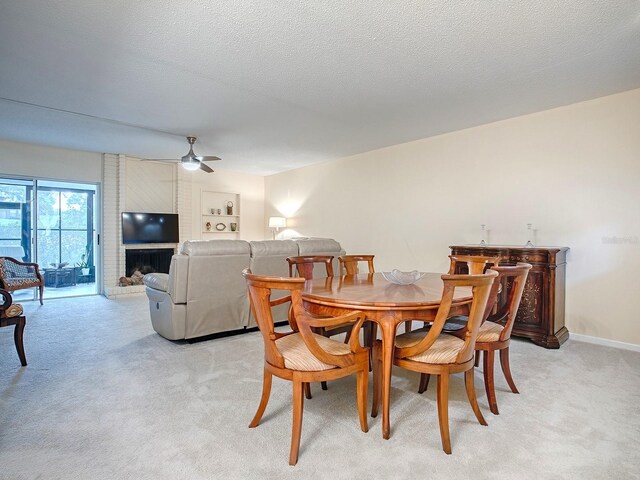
[125,248,174,277]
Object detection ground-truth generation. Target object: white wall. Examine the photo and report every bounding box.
[265,88,640,346]
[0,139,102,182]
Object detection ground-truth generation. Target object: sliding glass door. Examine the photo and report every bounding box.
[0,177,99,301]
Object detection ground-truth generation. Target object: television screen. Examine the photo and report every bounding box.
[121,212,179,244]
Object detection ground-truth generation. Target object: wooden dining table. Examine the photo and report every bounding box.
[302,272,472,439]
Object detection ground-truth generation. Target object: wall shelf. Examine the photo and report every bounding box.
[201,190,240,238]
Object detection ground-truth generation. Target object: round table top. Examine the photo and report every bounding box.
[302,272,472,311]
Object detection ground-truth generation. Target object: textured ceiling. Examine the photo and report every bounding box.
[1,1,639,175]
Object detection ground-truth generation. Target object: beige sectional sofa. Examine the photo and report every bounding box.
[143,238,344,340]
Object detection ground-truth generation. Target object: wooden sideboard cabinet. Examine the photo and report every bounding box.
[449,245,569,349]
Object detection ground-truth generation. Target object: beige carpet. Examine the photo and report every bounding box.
[1,294,639,480]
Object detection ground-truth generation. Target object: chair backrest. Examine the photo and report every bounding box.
[338,255,375,275]
[489,263,532,341]
[243,270,305,369]
[395,271,497,364]
[286,255,334,280]
[448,254,501,275]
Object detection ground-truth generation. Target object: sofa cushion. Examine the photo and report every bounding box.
[250,239,298,257]
[296,238,342,255]
[181,239,250,256]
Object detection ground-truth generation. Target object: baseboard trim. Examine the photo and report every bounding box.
[570,333,640,352]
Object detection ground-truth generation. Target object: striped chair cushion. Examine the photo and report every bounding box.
[476,321,504,342]
[275,332,351,371]
[395,331,464,364]
[1,303,23,318]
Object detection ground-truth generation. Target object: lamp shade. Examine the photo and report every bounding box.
[268,216,287,228]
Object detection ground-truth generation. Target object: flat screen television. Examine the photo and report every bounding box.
[121,212,179,244]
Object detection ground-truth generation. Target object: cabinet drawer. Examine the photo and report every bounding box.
[507,253,548,264]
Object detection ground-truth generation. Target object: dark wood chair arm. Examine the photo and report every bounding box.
[0,288,12,310]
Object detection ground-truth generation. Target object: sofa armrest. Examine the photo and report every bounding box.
[167,254,189,303]
[143,273,169,292]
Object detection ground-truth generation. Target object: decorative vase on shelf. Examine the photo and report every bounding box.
[226,201,234,215]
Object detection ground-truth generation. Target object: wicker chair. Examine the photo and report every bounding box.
[0,257,44,305]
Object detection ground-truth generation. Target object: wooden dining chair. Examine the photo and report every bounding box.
[372,271,497,454]
[474,263,531,415]
[338,254,375,275]
[405,253,501,335]
[338,254,377,362]
[448,254,502,275]
[287,255,337,391]
[436,254,502,333]
[418,264,531,413]
[416,254,502,392]
[0,288,27,366]
[243,269,369,465]
[286,255,334,280]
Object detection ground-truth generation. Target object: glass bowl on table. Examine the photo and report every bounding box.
[381,269,426,285]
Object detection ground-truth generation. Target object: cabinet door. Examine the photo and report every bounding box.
[512,269,546,330]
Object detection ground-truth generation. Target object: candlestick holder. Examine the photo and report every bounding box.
[525,223,534,247]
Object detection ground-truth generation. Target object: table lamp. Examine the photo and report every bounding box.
[268,216,287,239]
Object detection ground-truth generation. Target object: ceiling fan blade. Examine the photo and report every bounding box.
[144,158,179,163]
[199,162,214,173]
[196,155,222,162]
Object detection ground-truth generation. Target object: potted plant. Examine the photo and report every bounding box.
[76,246,92,276]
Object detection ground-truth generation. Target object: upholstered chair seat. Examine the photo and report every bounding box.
[276,332,352,371]
[395,330,465,364]
[475,321,504,343]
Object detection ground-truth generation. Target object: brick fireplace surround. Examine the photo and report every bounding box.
[101,154,192,298]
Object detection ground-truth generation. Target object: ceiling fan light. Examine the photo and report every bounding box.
[182,159,200,171]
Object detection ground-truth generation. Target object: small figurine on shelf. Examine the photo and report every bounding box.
[206,222,212,231]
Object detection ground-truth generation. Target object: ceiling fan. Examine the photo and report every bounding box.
[150,136,221,173]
